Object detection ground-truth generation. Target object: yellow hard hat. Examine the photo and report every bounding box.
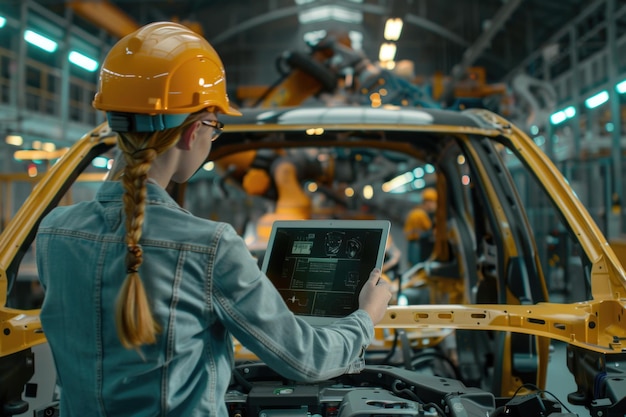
[422,187,437,202]
[93,22,241,131]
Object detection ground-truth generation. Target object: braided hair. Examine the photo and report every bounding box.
[113,112,205,349]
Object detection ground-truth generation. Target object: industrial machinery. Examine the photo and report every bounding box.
[240,32,555,133]
[1,105,625,416]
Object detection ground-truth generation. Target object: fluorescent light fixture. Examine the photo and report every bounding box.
[584,90,609,109]
[379,42,397,62]
[550,106,576,125]
[298,6,362,24]
[0,16,6,28]
[550,110,566,125]
[384,18,403,41]
[563,106,576,118]
[69,51,98,72]
[616,79,626,94]
[24,29,58,53]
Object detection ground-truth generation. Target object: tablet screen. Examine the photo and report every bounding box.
[261,220,391,325]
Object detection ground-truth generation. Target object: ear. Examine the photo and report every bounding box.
[177,121,201,151]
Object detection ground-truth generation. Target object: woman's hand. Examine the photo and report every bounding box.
[358,268,392,324]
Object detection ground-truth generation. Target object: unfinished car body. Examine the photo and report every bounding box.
[1,105,624,416]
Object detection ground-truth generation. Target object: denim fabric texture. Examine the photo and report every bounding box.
[36,181,373,417]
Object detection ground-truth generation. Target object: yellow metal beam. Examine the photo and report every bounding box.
[68,0,140,39]
[379,300,626,354]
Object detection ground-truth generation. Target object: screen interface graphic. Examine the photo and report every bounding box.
[264,227,383,318]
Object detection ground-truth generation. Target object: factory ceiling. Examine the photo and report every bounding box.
[32,0,597,89]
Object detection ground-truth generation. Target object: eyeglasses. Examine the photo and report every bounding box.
[201,119,224,141]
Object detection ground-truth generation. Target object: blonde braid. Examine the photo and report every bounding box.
[115,133,160,348]
[113,112,207,349]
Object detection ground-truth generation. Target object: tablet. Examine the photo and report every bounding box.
[261,219,391,326]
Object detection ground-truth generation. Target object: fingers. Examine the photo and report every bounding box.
[359,268,393,324]
[371,269,392,298]
[368,268,381,285]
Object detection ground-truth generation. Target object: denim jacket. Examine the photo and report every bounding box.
[36,181,373,417]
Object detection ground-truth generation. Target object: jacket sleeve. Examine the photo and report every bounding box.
[211,224,374,382]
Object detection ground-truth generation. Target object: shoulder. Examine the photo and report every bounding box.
[406,207,427,220]
[143,207,237,246]
[39,202,95,229]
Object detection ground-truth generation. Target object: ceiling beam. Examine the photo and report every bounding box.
[68,0,140,39]
[503,0,607,81]
[209,0,468,48]
[404,13,469,47]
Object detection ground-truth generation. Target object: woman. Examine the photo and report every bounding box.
[36,22,392,416]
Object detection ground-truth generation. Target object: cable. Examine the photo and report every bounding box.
[537,389,575,414]
[423,402,447,416]
[380,330,399,364]
[391,379,423,403]
[388,378,448,416]
[508,382,574,414]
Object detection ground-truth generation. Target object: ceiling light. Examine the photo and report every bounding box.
[379,42,397,62]
[384,18,403,41]
[0,16,6,28]
[585,90,609,109]
[298,6,362,24]
[24,29,58,53]
[69,51,98,72]
[563,106,576,118]
[549,106,576,125]
[549,110,567,125]
[616,79,626,94]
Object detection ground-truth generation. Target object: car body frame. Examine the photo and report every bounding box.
[1,105,625,415]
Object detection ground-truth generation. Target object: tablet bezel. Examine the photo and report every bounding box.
[261,219,391,326]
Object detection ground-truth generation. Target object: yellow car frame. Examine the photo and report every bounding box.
[1,106,625,416]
